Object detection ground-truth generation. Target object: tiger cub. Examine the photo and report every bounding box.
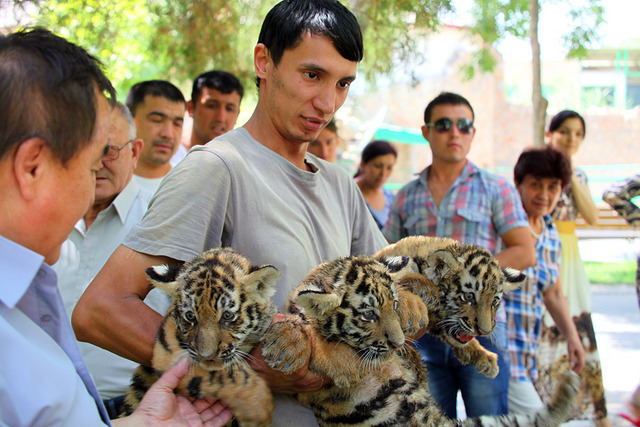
[375,235,525,378]
[261,254,579,427]
[120,248,280,427]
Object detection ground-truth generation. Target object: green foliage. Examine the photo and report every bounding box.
[5,0,454,97]
[147,0,272,93]
[468,0,604,64]
[584,261,636,285]
[351,0,453,85]
[2,0,605,99]
[469,0,529,44]
[564,3,605,59]
[21,0,159,98]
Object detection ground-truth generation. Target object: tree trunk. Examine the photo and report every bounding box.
[530,0,548,147]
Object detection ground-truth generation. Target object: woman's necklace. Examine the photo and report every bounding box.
[529,226,540,240]
[528,220,542,240]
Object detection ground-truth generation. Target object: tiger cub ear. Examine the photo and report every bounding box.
[145,264,183,296]
[296,282,342,318]
[501,267,526,293]
[378,255,416,273]
[377,255,420,284]
[424,249,458,284]
[243,265,280,301]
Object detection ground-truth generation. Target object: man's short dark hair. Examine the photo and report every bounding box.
[423,92,475,124]
[256,0,363,87]
[513,146,572,189]
[126,80,186,117]
[0,27,115,165]
[191,70,244,104]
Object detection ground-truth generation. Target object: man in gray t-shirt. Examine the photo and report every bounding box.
[126,128,385,310]
[73,0,386,425]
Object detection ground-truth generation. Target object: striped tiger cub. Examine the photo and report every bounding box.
[261,251,578,426]
[375,235,526,378]
[120,247,280,427]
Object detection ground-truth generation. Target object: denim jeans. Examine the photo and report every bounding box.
[414,322,510,419]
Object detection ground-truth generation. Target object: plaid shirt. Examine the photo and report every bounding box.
[551,167,589,222]
[504,215,560,382]
[384,161,528,249]
[383,161,528,323]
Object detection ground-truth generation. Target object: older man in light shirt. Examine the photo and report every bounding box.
[54,101,169,419]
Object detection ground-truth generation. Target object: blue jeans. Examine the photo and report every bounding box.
[414,322,510,419]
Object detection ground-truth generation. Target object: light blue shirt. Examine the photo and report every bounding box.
[54,179,168,400]
[0,235,109,425]
[56,179,153,315]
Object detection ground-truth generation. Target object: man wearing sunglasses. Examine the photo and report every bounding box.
[54,102,170,419]
[384,92,535,419]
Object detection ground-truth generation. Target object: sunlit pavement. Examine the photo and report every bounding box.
[570,238,639,425]
[589,284,640,427]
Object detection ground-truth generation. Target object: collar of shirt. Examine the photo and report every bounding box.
[417,160,479,187]
[75,178,146,234]
[0,235,45,309]
[111,178,145,224]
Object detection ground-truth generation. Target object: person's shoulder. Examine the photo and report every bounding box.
[395,171,424,195]
[181,129,252,170]
[192,129,245,155]
[470,162,498,180]
[473,162,515,189]
[573,167,589,181]
[321,159,352,181]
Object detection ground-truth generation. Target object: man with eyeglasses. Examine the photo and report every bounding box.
[384,92,535,419]
[54,101,170,419]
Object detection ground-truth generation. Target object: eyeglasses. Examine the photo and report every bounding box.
[425,118,474,134]
[102,140,133,161]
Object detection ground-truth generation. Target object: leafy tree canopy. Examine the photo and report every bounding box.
[4,0,454,98]
[463,0,605,79]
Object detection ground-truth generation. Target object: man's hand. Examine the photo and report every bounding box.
[251,313,329,394]
[113,358,234,427]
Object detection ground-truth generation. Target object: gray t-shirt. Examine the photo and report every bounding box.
[125,127,386,309]
[123,127,387,426]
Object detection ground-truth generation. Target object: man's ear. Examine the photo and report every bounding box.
[13,137,50,202]
[130,138,144,168]
[421,125,430,143]
[186,100,194,118]
[254,43,270,81]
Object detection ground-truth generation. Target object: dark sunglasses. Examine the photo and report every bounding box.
[426,118,474,134]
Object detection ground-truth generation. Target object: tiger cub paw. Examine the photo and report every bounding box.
[473,350,499,378]
[396,289,429,335]
[261,317,310,374]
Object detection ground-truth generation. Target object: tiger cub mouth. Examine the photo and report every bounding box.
[454,333,475,343]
